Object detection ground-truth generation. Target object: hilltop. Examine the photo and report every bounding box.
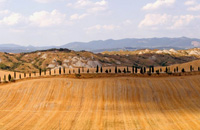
[0,48,199,72]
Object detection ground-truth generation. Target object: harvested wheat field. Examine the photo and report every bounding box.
[0,76,200,130]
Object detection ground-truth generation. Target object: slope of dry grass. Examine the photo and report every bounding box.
[0,76,200,130]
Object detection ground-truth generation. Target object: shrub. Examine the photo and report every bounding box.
[75,74,81,78]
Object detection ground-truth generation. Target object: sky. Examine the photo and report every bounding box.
[0,0,200,46]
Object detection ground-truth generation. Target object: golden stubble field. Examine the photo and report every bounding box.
[0,75,200,130]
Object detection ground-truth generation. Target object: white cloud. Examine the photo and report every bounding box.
[123,20,132,25]
[187,4,200,11]
[185,0,196,6]
[67,0,108,13]
[34,0,62,3]
[139,13,200,29]
[29,10,67,27]
[70,13,88,20]
[142,0,176,10]
[86,24,120,33]
[0,12,26,26]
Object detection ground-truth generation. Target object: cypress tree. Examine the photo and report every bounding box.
[190,65,193,72]
[115,66,118,73]
[109,69,111,73]
[78,68,80,74]
[8,74,11,81]
[127,66,129,72]
[59,67,61,75]
[140,67,144,74]
[152,66,154,73]
[165,67,168,73]
[176,66,178,72]
[144,67,146,73]
[105,69,108,73]
[132,66,135,74]
[39,68,42,76]
[118,69,121,73]
[100,66,103,73]
[135,67,138,73]
[149,66,152,73]
[63,67,65,74]
[96,65,99,73]
[123,68,126,73]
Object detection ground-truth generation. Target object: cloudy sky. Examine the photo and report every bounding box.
[0,0,200,46]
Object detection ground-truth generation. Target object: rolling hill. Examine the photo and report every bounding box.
[0,48,199,73]
[0,76,200,129]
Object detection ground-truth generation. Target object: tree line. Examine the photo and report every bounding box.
[0,65,200,83]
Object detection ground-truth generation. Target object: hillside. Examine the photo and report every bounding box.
[0,76,200,129]
[0,48,199,73]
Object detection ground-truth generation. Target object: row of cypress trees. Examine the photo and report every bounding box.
[1,65,200,82]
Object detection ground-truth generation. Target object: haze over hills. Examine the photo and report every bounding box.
[1,37,200,53]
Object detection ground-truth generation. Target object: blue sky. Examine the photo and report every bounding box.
[0,0,200,46]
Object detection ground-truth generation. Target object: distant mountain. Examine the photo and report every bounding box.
[0,37,200,53]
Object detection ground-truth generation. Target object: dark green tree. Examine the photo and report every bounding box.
[144,67,146,73]
[109,69,111,73]
[123,68,126,73]
[140,67,144,74]
[8,74,11,81]
[115,66,118,73]
[78,68,80,74]
[100,66,103,73]
[152,66,154,73]
[132,66,135,74]
[39,68,42,76]
[118,69,121,73]
[96,65,99,73]
[135,67,138,73]
[190,65,193,72]
[105,69,108,73]
[59,67,61,75]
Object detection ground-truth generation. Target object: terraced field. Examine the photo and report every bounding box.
[0,76,200,130]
